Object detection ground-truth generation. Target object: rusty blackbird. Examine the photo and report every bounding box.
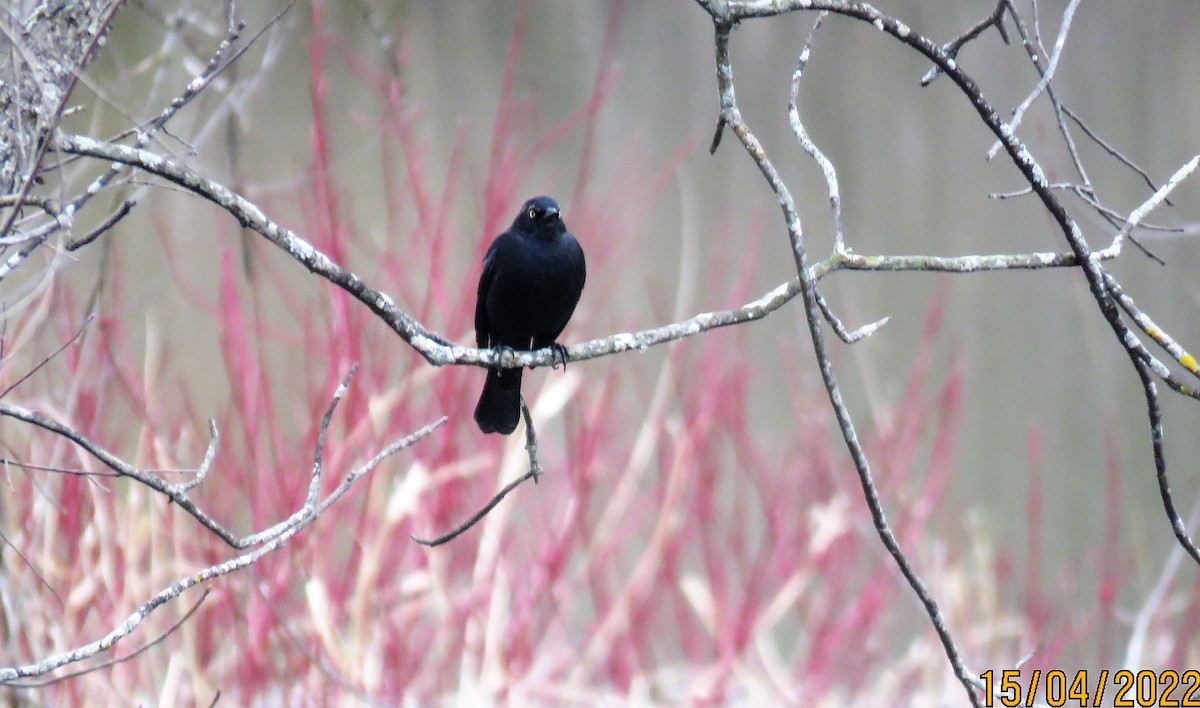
[473,196,586,434]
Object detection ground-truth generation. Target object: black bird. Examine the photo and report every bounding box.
[474,196,586,435]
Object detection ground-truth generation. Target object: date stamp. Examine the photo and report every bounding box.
[980,669,1200,707]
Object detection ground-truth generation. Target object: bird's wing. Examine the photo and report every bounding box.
[475,239,502,348]
[534,237,587,349]
[575,239,587,293]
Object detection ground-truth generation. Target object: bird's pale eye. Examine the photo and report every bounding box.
[528,207,538,219]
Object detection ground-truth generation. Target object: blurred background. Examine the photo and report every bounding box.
[4,0,1199,703]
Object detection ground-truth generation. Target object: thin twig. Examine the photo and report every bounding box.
[0,526,64,607]
[0,314,94,400]
[411,470,538,547]
[788,12,843,252]
[1104,273,1200,394]
[788,13,889,344]
[1100,154,1200,258]
[521,395,544,482]
[702,10,983,706]
[920,0,1012,86]
[178,420,220,493]
[815,290,890,344]
[0,458,120,478]
[1121,495,1200,670]
[0,412,444,683]
[1001,2,1170,265]
[1063,105,1175,207]
[408,400,543,546]
[0,401,244,547]
[6,590,210,688]
[64,199,136,251]
[0,368,405,554]
[307,363,357,508]
[703,0,1200,600]
[986,0,1082,159]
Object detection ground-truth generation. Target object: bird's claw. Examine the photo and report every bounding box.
[549,343,569,371]
[492,344,517,366]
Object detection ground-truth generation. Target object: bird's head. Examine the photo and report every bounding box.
[513,196,565,238]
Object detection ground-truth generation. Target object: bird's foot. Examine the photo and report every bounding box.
[549,343,570,371]
[492,344,517,367]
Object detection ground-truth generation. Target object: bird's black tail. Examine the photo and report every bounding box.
[474,368,523,435]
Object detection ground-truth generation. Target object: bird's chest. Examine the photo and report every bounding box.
[485,241,578,336]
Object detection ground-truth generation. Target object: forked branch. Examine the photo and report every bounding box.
[0,368,445,683]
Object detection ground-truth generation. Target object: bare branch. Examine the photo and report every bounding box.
[6,590,210,689]
[1104,274,1200,397]
[54,132,1126,376]
[0,1,124,242]
[703,13,983,706]
[179,419,220,493]
[521,395,544,483]
[985,0,1082,160]
[920,0,1013,86]
[1063,105,1176,206]
[411,397,543,547]
[0,314,93,400]
[788,12,843,253]
[0,401,246,547]
[1099,155,1200,259]
[411,469,538,548]
[63,199,136,251]
[0,403,444,683]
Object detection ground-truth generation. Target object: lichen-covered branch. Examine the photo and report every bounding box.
[0,0,124,258]
[54,132,1129,375]
[693,0,1200,704]
[700,7,984,706]
[0,368,445,683]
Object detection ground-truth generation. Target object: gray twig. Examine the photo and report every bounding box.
[0,377,444,682]
[410,396,543,547]
[698,5,982,704]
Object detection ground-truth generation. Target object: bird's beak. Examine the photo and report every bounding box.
[546,206,559,218]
